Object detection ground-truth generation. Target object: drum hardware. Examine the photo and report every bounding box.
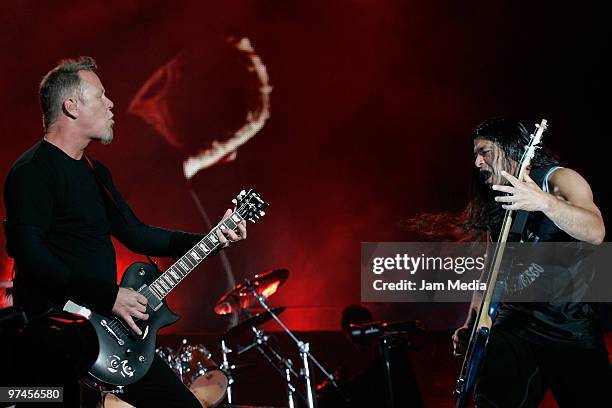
[216,270,341,408]
[222,306,287,340]
[222,313,303,407]
[249,326,301,408]
[250,290,336,408]
[220,339,235,404]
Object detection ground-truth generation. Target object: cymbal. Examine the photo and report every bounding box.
[214,269,289,315]
[222,306,286,339]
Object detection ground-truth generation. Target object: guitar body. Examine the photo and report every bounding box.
[455,280,504,407]
[454,327,489,408]
[87,262,179,386]
[69,189,268,389]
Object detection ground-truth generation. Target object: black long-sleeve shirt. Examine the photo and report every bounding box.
[3,140,203,316]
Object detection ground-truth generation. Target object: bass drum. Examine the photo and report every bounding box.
[179,344,229,408]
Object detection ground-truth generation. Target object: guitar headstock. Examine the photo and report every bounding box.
[232,189,269,223]
[519,119,548,178]
[531,119,547,146]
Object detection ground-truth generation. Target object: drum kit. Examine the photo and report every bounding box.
[103,268,339,408]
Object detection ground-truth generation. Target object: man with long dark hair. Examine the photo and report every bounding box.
[3,57,247,406]
[452,117,609,407]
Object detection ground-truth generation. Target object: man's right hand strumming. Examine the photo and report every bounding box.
[112,287,149,335]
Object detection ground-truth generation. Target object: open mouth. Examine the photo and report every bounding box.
[479,170,492,181]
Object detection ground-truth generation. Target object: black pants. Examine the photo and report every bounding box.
[474,327,611,408]
[1,311,200,408]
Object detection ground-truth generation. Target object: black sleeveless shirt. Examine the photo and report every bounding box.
[494,165,604,349]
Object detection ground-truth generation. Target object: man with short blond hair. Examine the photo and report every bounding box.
[4,56,246,406]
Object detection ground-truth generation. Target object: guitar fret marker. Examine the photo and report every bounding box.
[172,266,184,278]
[232,214,241,222]
[154,283,165,295]
[179,260,189,271]
[191,251,201,261]
[209,233,219,243]
[159,280,170,291]
[182,256,194,268]
[198,242,210,253]
[149,285,162,299]
[170,270,180,280]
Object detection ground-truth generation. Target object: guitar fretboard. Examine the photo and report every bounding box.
[148,212,244,300]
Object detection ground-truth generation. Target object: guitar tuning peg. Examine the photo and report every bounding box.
[232,199,237,205]
[240,189,246,196]
[249,219,256,223]
[259,211,266,217]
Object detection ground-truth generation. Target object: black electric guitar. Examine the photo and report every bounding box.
[65,189,268,387]
[454,120,548,407]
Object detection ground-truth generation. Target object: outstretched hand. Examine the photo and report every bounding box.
[493,171,552,212]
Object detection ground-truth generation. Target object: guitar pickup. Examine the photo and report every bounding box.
[101,319,125,346]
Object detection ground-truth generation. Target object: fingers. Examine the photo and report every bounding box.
[123,307,149,336]
[112,288,149,336]
[452,327,470,357]
[494,195,515,203]
[523,172,536,184]
[237,221,247,239]
[491,185,513,193]
[118,305,149,336]
[223,208,232,218]
[223,226,240,241]
[123,314,143,336]
[500,170,518,185]
[136,293,148,306]
[215,210,248,248]
[216,228,230,248]
[452,335,466,357]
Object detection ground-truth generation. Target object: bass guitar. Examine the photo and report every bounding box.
[454,120,548,407]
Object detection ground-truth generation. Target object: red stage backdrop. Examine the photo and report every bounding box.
[0,0,609,333]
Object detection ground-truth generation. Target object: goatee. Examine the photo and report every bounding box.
[101,128,113,145]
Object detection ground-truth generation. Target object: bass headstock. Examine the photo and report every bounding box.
[519,119,548,178]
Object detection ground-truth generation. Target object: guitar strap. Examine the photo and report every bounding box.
[84,156,159,270]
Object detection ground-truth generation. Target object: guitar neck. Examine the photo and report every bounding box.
[474,119,548,329]
[147,212,245,300]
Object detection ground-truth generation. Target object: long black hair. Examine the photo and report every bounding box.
[465,117,559,235]
[403,117,559,241]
